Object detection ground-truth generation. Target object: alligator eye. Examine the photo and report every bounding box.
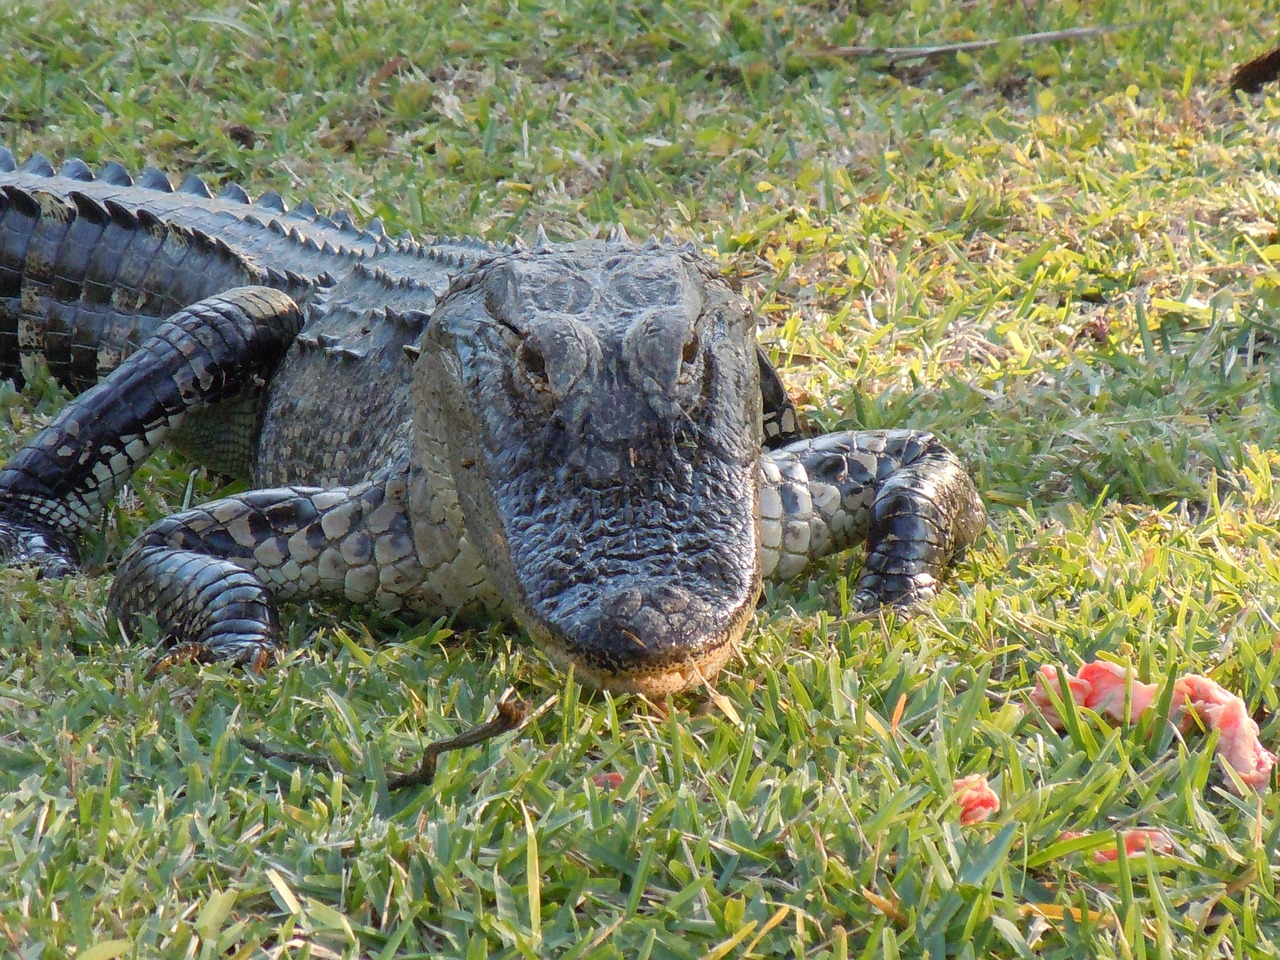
[678,334,700,382]
[681,335,700,366]
[519,342,548,391]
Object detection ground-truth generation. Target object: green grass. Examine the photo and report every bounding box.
[3,0,1280,956]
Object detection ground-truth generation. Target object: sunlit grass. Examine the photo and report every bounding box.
[2,1,1279,956]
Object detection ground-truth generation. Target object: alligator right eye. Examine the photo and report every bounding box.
[519,342,548,391]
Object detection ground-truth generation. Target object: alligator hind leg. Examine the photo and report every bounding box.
[0,286,302,576]
[110,467,426,664]
[761,429,986,609]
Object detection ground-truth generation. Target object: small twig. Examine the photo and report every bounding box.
[386,696,530,790]
[240,693,542,790]
[240,736,337,771]
[819,24,1141,66]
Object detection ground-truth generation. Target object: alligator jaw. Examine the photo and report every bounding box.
[504,495,763,693]
[527,591,756,695]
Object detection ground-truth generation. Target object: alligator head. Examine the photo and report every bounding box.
[414,238,763,695]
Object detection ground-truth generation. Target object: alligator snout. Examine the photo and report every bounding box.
[535,581,753,696]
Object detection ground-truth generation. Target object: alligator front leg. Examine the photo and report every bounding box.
[0,287,302,576]
[109,467,427,664]
[760,429,985,609]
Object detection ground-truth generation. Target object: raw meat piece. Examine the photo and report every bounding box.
[953,774,1000,825]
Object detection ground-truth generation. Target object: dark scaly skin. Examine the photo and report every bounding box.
[0,149,985,695]
[0,287,303,577]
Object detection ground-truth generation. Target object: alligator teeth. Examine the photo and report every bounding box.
[219,182,251,203]
[178,173,213,198]
[60,158,95,181]
[0,147,14,172]
[98,161,133,186]
[19,153,55,176]
[257,190,287,212]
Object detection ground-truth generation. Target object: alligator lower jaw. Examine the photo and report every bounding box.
[539,640,737,696]
[526,609,752,696]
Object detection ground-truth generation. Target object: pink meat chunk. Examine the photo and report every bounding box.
[953,775,1000,825]
[1026,661,1275,790]
[1090,828,1175,863]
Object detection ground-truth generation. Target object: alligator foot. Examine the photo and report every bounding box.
[761,430,985,611]
[147,639,278,677]
[111,544,284,669]
[848,434,985,612]
[0,510,80,578]
[848,578,939,615]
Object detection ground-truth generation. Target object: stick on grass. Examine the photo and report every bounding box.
[820,24,1142,65]
[240,695,531,790]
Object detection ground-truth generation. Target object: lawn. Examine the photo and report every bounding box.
[2,0,1280,957]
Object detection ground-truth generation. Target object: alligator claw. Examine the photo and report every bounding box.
[146,639,278,677]
[849,583,936,615]
[0,513,80,578]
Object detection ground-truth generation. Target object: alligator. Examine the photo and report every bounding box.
[0,148,986,695]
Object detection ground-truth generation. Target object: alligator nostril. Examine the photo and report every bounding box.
[600,587,644,619]
[580,584,707,665]
[654,583,691,614]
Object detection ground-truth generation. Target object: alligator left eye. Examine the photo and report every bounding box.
[678,334,700,381]
[682,335,699,365]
